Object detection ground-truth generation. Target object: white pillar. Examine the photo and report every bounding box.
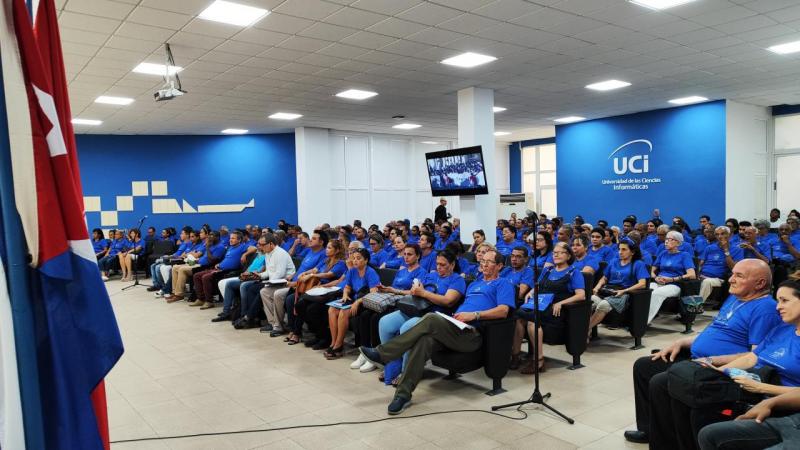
[295,127,331,230]
[457,87,496,245]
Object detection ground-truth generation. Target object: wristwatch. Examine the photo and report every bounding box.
[474,311,481,321]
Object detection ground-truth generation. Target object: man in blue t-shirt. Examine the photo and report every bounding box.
[359,249,515,415]
[698,226,744,300]
[496,225,525,257]
[624,259,780,445]
[501,246,534,302]
[190,231,248,309]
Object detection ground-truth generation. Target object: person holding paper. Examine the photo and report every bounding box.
[516,242,585,374]
[358,249,514,416]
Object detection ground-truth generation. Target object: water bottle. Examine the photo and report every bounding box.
[724,368,761,382]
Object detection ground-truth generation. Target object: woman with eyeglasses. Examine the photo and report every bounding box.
[351,244,427,374]
[649,230,696,324]
[529,231,554,271]
[514,242,585,373]
[460,242,494,279]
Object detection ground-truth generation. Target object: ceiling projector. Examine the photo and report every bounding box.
[154,81,185,102]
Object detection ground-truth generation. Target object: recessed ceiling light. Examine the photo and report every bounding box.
[768,40,800,55]
[441,52,497,68]
[420,141,438,144]
[585,79,631,91]
[668,96,708,105]
[393,123,421,130]
[554,116,586,123]
[269,112,303,120]
[71,118,102,126]
[493,106,507,113]
[132,62,183,76]
[494,131,511,136]
[221,128,248,134]
[629,0,696,10]
[335,89,378,100]
[95,95,134,105]
[198,0,270,27]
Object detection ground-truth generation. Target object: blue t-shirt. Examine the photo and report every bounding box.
[407,234,420,245]
[496,239,525,257]
[642,235,659,256]
[754,323,800,387]
[588,245,614,263]
[369,248,388,268]
[188,242,206,254]
[173,240,191,257]
[218,243,248,271]
[199,242,227,266]
[383,253,405,269]
[691,295,781,358]
[537,266,585,292]
[419,251,436,273]
[246,253,266,272]
[700,243,744,278]
[456,277,515,317]
[92,238,109,254]
[654,250,695,279]
[529,252,553,270]
[458,257,479,277]
[572,255,600,273]
[423,272,466,313]
[604,259,649,288]
[315,258,347,280]
[107,238,127,256]
[292,248,326,281]
[743,240,772,261]
[219,234,231,249]
[501,266,534,288]
[694,237,711,257]
[294,246,311,259]
[339,266,381,294]
[391,266,428,290]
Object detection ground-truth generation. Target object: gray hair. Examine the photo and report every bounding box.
[754,219,769,229]
[666,230,684,243]
[657,224,670,234]
[715,226,731,235]
[349,240,364,249]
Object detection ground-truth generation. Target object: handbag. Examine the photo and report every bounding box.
[239,272,260,281]
[605,294,630,314]
[667,361,763,408]
[396,295,433,317]
[295,276,321,296]
[361,292,403,313]
[680,295,705,315]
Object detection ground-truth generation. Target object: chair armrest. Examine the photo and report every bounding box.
[627,289,652,338]
[562,300,590,356]
[480,317,515,380]
[676,279,701,296]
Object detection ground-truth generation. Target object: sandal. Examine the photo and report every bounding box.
[520,358,546,374]
[391,376,400,387]
[287,335,301,345]
[283,333,296,342]
[378,371,385,382]
[324,347,344,359]
[509,353,521,370]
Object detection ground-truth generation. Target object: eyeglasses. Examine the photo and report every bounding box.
[479,259,497,266]
[552,251,568,255]
[665,237,679,242]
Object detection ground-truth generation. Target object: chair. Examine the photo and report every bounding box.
[659,279,701,334]
[463,251,477,263]
[291,257,303,271]
[594,261,608,288]
[595,287,653,350]
[377,268,397,286]
[431,316,515,395]
[147,240,176,267]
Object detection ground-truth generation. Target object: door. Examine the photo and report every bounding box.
[776,153,800,215]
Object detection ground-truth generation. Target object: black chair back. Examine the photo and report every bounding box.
[378,268,397,286]
[292,257,303,270]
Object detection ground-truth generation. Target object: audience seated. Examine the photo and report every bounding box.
[589,227,614,263]
[468,229,486,253]
[501,246,534,303]
[358,248,513,415]
[381,235,406,269]
[147,226,192,294]
[530,231,554,271]
[98,229,127,281]
[570,235,599,275]
[189,231,252,309]
[165,231,225,302]
[623,259,780,445]
[496,224,525,257]
[327,248,380,359]
[698,226,743,300]
[589,239,649,336]
[92,228,109,260]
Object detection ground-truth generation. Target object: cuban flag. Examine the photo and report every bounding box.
[0,0,124,449]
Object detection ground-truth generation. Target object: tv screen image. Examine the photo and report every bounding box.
[425,146,489,196]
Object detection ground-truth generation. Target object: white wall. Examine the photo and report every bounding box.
[294,127,510,230]
[725,100,771,221]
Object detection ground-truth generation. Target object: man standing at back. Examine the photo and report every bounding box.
[434,197,448,223]
[624,259,781,444]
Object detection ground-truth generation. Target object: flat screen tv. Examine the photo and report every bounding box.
[426,146,489,196]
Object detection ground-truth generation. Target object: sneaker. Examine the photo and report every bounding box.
[101,276,109,282]
[259,324,274,333]
[359,361,377,373]
[387,395,411,415]
[350,354,367,369]
[358,346,385,368]
[154,291,164,298]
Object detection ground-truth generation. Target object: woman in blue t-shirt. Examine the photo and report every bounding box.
[588,239,649,337]
[529,231,554,271]
[326,248,380,359]
[648,230,696,324]
[118,228,143,282]
[514,242,585,374]
[381,236,406,269]
[571,235,599,275]
[92,228,110,259]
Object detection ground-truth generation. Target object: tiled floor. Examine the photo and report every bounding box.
[105,280,714,449]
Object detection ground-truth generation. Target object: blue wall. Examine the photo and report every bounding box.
[77,133,297,233]
[508,142,521,193]
[555,101,726,225]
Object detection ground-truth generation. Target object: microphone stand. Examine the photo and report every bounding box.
[122,215,150,291]
[492,211,574,424]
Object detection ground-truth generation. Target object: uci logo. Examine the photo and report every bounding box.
[608,139,652,175]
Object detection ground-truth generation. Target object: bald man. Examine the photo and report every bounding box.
[625,259,782,445]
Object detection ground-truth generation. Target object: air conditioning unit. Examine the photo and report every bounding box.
[497,193,535,220]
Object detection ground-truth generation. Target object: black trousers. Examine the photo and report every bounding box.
[353,308,385,348]
[296,299,329,343]
[632,352,691,433]
[649,371,735,450]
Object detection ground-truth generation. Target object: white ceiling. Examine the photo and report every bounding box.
[58,0,800,138]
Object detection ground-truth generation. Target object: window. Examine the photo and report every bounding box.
[521,143,557,217]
